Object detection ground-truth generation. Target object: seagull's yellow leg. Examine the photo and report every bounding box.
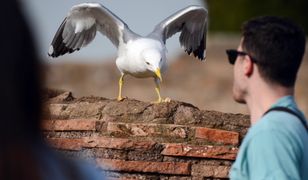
[117,74,124,101]
[152,78,171,103]
[154,82,163,103]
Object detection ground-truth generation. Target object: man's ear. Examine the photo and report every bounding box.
[243,56,254,77]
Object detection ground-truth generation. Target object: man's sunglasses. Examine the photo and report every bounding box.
[226,49,257,65]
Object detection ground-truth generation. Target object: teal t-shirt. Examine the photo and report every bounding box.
[230,96,308,180]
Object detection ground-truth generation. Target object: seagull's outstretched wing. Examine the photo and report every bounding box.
[150,6,208,60]
[48,3,138,58]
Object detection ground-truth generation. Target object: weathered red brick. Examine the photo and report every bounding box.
[167,177,192,180]
[97,159,191,175]
[48,102,105,119]
[107,122,155,136]
[161,143,238,160]
[107,122,188,138]
[46,137,156,151]
[48,104,68,118]
[42,119,97,131]
[83,137,156,150]
[195,127,239,145]
[47,138,85,150]
[106,174,158,180]
[192,164,230,178]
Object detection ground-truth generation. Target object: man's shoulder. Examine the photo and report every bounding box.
[232,110,308,180]
[254,109,305,133]
[244,109,307,146]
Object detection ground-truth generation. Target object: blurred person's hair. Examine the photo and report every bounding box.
[241,16,306,87]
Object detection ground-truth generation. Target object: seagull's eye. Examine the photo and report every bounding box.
[146,62,150,65]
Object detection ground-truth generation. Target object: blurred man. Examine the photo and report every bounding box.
[0,1,105,179]
[226,16,308,179]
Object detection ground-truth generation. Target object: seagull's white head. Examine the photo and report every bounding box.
[142,49,163,81]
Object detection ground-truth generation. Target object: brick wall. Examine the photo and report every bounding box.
[42,90,250,179]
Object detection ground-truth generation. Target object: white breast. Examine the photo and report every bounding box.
[116,38,166,78]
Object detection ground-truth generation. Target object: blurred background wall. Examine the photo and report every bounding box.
[206,0,308,33]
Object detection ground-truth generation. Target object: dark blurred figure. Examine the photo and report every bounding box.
[0,1,104,180]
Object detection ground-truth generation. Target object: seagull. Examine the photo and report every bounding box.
[48,3,208,103]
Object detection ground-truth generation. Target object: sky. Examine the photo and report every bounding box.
[21,0,205,63]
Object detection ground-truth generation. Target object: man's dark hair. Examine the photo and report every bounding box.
[241,16,306,87]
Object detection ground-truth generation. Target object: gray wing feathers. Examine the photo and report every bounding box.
[48,3,136,58]
[93,7,123,46]
[150,6,208,60]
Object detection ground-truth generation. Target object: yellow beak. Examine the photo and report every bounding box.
[155,68,162,82]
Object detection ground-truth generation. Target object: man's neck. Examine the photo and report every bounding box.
[246,82,294,125]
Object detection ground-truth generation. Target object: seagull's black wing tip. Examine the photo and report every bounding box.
[48,42,76,59]
[184,35,206,61]
[193,36,206,61]
[47,46,56,58]
[48,18,76,59]
[185,47,205,61]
